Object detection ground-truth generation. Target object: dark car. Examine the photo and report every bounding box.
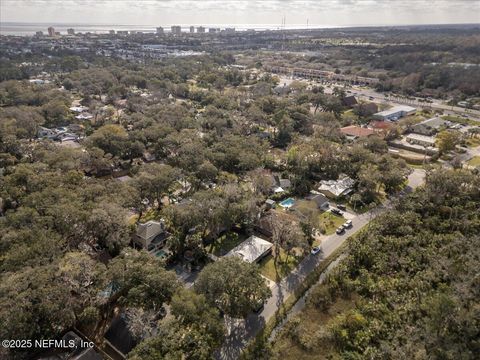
[337,204,347,211]
[253,300,265,313]
[331,209,344,216]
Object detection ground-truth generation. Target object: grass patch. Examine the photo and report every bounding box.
[318,212,345,235]
[271,296,355,359]
[467,156,480,167]
[207,232,246,256]
[465,137,480,148]
[258,248,302,282]
[294,201,345,235]
[129,208,161,225]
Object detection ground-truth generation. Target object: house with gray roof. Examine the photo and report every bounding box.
[410,117,451,136]
[226,235,273,263]
[134,220,168,252]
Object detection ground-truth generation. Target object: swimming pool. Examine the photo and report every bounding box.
[155,249,167,259]
[279,198,295,208]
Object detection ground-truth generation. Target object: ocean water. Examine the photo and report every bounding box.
[0,22,338,36]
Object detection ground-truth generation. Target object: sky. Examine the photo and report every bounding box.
[1,0,480,28]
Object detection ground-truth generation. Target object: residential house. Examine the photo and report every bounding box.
[134,220,168,252]
[226,235,273,263]
[37,126,56,138]
[318,175,355,199]
[310,193,330,210]
[265,199,276,210]
[410,117,451,136]
[104,313,137,357]
[342,95,358,108]
[271,175,291,193]
[340,125,377,140]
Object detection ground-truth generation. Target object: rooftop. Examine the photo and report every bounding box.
[226,235,273,263]
[374,105,416,117]
[318,175,355,197]
[136,220,165,241]
[340,125,376,138]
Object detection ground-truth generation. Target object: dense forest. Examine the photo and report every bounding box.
[271,169,480,359]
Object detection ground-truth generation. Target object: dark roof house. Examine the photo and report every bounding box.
[342,95,358,108]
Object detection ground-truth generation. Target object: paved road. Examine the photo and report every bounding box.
[216,169,425,359]
[278,75,480,121]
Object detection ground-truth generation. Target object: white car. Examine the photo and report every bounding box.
[311,246,322,255]
[343,220,353,229]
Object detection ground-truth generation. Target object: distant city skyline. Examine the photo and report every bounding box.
[1,0,479,29]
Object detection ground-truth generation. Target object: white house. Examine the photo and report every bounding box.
[226,235,273,264]
[318,175,355,199]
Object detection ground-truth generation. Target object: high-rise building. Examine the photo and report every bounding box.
[35,31,43,36]
[208,28,218,33]
[171,25,182,35]
[156,27,164,35]
[224,28,236,34]
[197,26,205,33]
[67,28,75,35]
[190,26,195,33]
[47,27,55,36]
[109,30,116,35]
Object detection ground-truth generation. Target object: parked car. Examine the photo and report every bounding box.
[337,204,347,211]
[343,220,353,229]
[311,246,322,255]
[331,208,344,216]
[336,227,345,235]
[252,299,265,313]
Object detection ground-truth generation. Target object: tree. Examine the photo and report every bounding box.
[194,257,271,318]
[135,163,180,210]
[107,249,180,312]
[436,130,462,154]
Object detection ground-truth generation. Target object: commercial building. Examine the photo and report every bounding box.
[373,105,416,121]
[197,26,205,33]
[47,26,55,36]
[171,25,182,35]
[226,236,273,263]
[156,26,164,35]
[109,30,116,35]
[67,28,75,35]
[35,31,43,36]
[190,26,195,33]
[405,133,436,147]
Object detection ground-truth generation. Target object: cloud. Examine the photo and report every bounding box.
[1,0,478,25]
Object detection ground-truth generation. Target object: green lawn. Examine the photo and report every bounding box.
[465,137,480,148]
[258,248,302,282]
[293,200,345,235]
[467,156,480,167]
[207,232,246,257]
[129,208,161,225]
[318,212,345,235]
